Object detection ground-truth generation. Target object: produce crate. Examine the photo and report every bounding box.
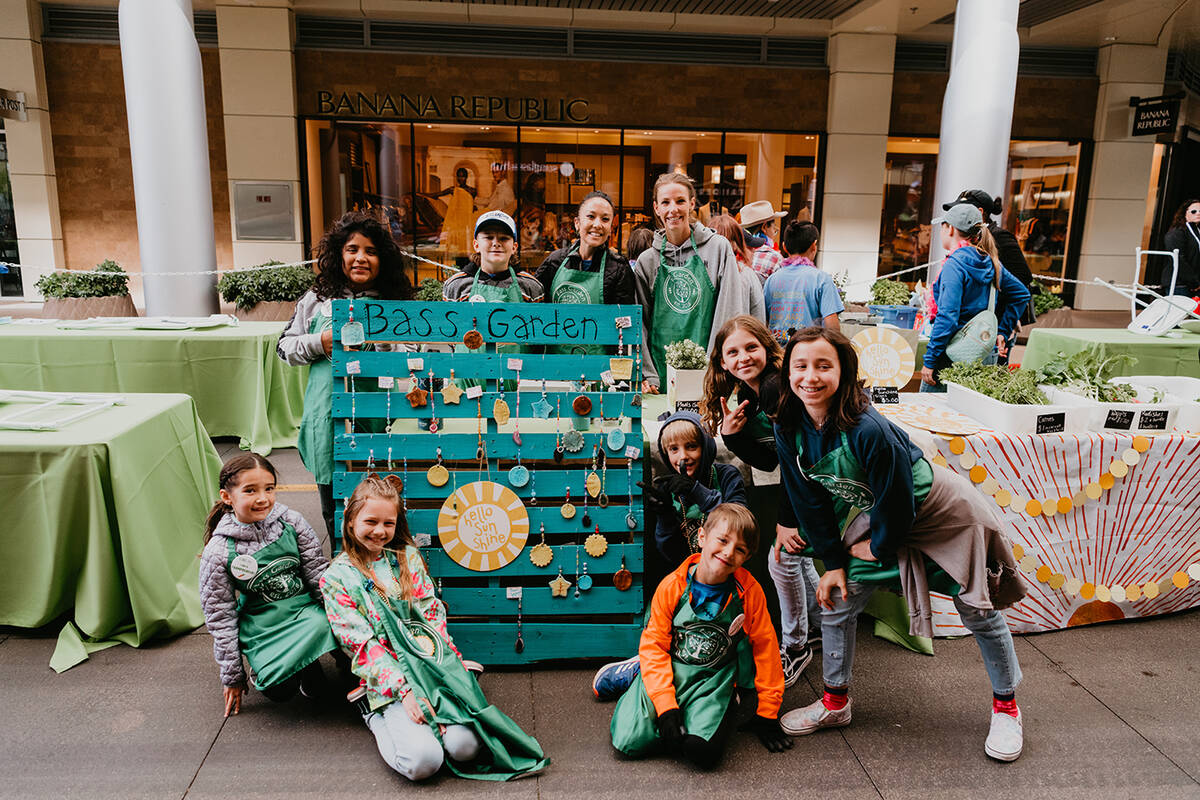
[331,300,645,665]
[1041,385,1180,435]
[867,304,918,329]
[944,381,1090,435]
[1122,375,1200,433]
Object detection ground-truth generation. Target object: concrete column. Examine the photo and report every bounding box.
[819,33,896,303]
[216,2,303,267]
[0,0,65,300]
[1074,43,1168,310]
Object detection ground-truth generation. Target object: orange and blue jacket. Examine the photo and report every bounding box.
[638,553,785,719]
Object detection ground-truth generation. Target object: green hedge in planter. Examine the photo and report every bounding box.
[217,261,315,310]
[35,260,130,298]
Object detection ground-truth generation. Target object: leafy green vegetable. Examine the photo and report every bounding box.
[415,278,444,302]
[1035,349,1136,402]
[35,260,130,299]
[871,278,912,306]
[1031,279,1065,316]
[665,339,707,370]
[217,261,315,310]
[939,361,1049,405]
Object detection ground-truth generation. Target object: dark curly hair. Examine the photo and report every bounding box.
[1169,198,1200,231]
[312,211,412,300]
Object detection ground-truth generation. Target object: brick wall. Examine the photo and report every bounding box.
[889,71,1098,140]
[42,42,232,272]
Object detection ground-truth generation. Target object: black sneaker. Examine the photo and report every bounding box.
[347,685,371,718]
[781,645,813,689]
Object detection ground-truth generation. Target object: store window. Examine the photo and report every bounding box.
[878,137,1082,286]
[0,127,22,297]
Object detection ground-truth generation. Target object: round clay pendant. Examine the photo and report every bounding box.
[230,554,258,581]
[529,542,553,568]
[613,567,633,591]
[585,471,601,498]
[508,465,529,487]
[572,395,592,416]
[463,329,483,349]
[585,533,608,558]
[427,463,449,487]
[577,573,593,591]
[512,430,522,446]
[563,430,585,452]
[607,427,626,452]
[598,493,610,508]
[493,398,511,426]
[626,512,638,530]
[561,502,576,520]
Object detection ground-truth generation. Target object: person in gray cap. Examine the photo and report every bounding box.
[944,190,1035,322]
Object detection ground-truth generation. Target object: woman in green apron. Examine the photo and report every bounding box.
[608,504,792,766]
[199,454,342,718]
[278,211,412,539]
[631,173,751,393]
[771,327,1029,763]
[320,474,548,782]
[534,191,635,356]
[699,314,823,688]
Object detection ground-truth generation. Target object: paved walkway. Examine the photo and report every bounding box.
[3,443,1198,799]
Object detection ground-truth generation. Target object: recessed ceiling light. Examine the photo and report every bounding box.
[643,131,652,135]
[1103,35,1118,41]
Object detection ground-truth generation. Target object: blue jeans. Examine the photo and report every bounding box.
[767,548,822,651]
[820,580,1022,695]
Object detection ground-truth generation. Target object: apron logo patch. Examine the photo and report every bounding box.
[796,457,875,510]
[661,266,702,313]
[672,621,731,667]
[246,556,304,602]
[404,619,446,662]
[553,283,591,304]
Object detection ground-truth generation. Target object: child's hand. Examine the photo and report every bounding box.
[847,540,877,561]
[641,380,659,394]
[637,481,673,516]
[321,328,334,357]
[661,474,696,497]
[817,568,848,611]
[719,397,750,436]
[774,524,806,560]
[223,686,243,717]
[742,715,794,753]
[403,692,430,725]
[655,708,687,747]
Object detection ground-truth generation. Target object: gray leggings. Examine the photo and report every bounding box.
[367,701,481,781]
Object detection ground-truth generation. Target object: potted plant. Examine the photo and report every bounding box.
[868,277,918,329]
[217,260,315,321]
[37,259,137,319]
[665,339,707,412]
[415,277,444,302]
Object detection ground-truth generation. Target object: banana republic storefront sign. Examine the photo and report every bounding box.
[315,90,590,124]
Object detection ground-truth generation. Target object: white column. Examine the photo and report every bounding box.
[929,0,1020,267]
[119,0,219,315]
[819,33,896,303]
[218,2,303,267]
[0,0,65,300]
[1074,43,1168,310]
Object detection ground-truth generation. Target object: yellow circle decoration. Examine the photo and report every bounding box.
[1012,543,1025,559]
[1072,491,1089,508]
[1056,497,1073,514]
[1043,499,1058,517]
[1084,482,1103,499]
[850,327,916,387]
[1189,563,1200,581]
[1064,578,1082,596]
[1172,571,1189,589]
[1143,581,1160,599]
[949,437,967,455]
[932,454,948,468]
[1025,499,1043,516]
[1018,555,1039,573]
[1095,584,1111,602]
[1048,573,1066,590]
[1110,585,1127,603]
[1080,582,1095,600]
[1099,473,1116,490]
[1110,460,1129,479]
[1132,435,1151,453]
[994,489,1012,507]
[1121,448,1140,466]
[958,451,977,470]
[981,477,1000,495]
[969,465,988,483]
[437,481,530,572]
[1035,565,1051,583]
[1126,584,1141,602]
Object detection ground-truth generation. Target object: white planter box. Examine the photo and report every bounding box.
[945,381,1090,436]
[1122,375,1200,433]
[666,366,706,413]
[1042,384,1180,436]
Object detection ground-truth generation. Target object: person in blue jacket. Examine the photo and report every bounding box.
[642,411,748,567]
[921,203,1030,392]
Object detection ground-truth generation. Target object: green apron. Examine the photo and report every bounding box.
[650,234,716,382]
[456,267,524,391]
[296,305,385,485]
[372,555,548,781]
[227,522,337,689]
[549,246,606,356]
[610,568,752,755]
[746,409,775,457]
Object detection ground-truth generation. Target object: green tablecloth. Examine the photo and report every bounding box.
[0,321,307,454]
[0,393,221,670]
[1022,327,1200,378]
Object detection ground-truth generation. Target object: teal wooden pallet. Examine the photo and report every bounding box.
[331,300,645,665]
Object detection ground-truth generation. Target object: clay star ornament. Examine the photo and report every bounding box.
[549,571,572,598]
[441,382,464,405]
[530,396,554,419]
[406,383,429,408]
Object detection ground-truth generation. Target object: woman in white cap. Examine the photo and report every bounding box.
[921,203,1030,392]
[739,200,787,284]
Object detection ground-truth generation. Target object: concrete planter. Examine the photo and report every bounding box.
[666,365,706,412]
[42,294,138,320]
[235,300,298,322]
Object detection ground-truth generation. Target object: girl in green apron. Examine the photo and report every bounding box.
[631,173,749,393]
[199,454,342,718]
[608,504,792,766]
[772,327,1028,762]
[699,314,822,688]
[277,211,412,539]
[534,190,636,355]
[320,474,548,782]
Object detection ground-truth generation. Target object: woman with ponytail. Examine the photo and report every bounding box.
[921,203,1030,391]
[199,453,340,717]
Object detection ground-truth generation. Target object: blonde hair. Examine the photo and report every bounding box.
[342,473,420,603]
[652,172,697,227]
[700,315,783,433]
[703,504,760,556]
[661,418,702,450]
[947,220,1002,286]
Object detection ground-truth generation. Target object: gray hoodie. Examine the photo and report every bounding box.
[634,222,759,387]
[198,503,327,687]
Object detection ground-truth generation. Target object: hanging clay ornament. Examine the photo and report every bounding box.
[341,303,365,346]
[549,568,571,598]
[572,395,592,416]
[585,471,601,498]
[563,429,585,452]
[427,463,449,487]
[406,382,429,408]
[493,398,511,426]
[577,564,593,591]
[630,394,642,407]
[508,464,529,487]
[626,511,638,530]
[463,329,483,350]
[581,509,592,529]
[607,426,626,452]
[561,489,576,520]
[531,396,554,419]
[613,558,633,591]
[512,430,522,446]
[585,532,608,558]
[441,372,464,405]
[530,525,553,567]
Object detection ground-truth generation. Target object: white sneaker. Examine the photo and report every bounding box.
[984,708,1023,762]
[780,696,852,736]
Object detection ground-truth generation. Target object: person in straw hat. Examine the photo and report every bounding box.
[740,200,788,284]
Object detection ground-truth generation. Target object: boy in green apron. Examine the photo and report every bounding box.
[606,504,792,766]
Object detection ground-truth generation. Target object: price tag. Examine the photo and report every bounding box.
[1138,409,1169,430]
[407,357,424,372]
[465,385,483,399]
[625,446,641,460]
[870,386,900,404]
[1104,409,1134,430]
[415,533,432,547]
[346,360,361,375]
[1035,413,1066,434]
[507,357,524,371]
[378,376,394,389]
[601,370,615,386]
[615,316,632,329]
[506,586,523,599]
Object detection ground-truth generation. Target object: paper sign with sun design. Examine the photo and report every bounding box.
[850,327,915,388]
[438,481,530,571]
